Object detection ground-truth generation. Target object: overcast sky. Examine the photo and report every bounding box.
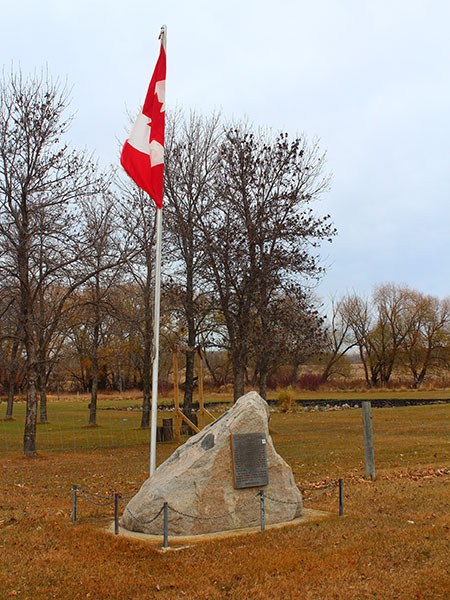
[2,0,449,309]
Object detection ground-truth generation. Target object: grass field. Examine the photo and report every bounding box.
[1,397,449,599]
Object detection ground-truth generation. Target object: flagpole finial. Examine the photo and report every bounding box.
[159,25,167,50]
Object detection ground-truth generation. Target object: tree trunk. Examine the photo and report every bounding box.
[258,369,268,401]
[39,385,48,423]
[257,343,269,400]
[232,359,245,403]
[359,346,371,389]
[89,272,101,426]
[89,346,98,425]
[37,246,48,424]
[5,337,19,419]
[413,345,432,389]
[117,364,123,393]
[183,349,195,421]
[141,358,151,429]
[202,350,222,387]
[23,368,38,456]
[89,311,100,425]
[182,249,196,421]
[140,281,152,429]
[23,316,38,455]
[19,213,38,456]
[414,368,427,388]
[5,377,15,420]
[38,358,48,424]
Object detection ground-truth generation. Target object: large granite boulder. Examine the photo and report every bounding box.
[121,391,302,535]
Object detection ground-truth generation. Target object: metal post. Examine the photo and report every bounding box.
[150,206,163,476]
[72,485,77,523]
[362,400,375,480]
[163,502,169,548]
[259,490,265,531]
[149,24,167,477]
[339,479,343,516]
[114,493,120,535]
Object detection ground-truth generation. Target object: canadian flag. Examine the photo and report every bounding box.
[121,43,166,208]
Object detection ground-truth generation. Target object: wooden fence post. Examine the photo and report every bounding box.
[198,349,204,430]
[362,400,375,480]
[173,351,180,441]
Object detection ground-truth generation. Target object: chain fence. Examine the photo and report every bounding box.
[71,478,343,547]
[119,500,165,526]
[75,486,116,506]
[165,492,260,521]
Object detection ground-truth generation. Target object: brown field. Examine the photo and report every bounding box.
[1,400,450,599]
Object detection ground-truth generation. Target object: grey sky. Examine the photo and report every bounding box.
[2,0,449,308]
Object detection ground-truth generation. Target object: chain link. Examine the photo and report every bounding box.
[74,479,339,521]
[302,484,338,503]
[167,492,260,521]
[76,487,115,506]
[297,481,338,492]
[119,498,165,526]
[264,494,302,506]
[75,486,115,499]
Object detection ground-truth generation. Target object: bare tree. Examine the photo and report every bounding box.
[0,69,104,455]
[0,288,23,419]
[198,124,335,401]
[341,294,374,387]
[251,289,326,399]
[115,179,157,428]
[342,284,440,388]
[369,284,419,385]
[320,296,357,383]
[79,192,129,425]
[403,293,450,388]
[164,110,221,418]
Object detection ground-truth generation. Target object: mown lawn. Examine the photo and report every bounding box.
[1,401,449,599]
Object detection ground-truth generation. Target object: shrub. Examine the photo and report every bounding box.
[158,379,173,396]
[297,373,323,391]
[277,388,294,412]
[267,369,297,390]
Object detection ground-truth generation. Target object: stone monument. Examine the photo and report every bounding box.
[121,391,302,535]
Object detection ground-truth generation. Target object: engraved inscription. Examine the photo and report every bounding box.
[231,433,269,489]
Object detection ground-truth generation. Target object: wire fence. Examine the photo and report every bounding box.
[71,478,343,547]
[0,411,152,456]
[2,402,449,487]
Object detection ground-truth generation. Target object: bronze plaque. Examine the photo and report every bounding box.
[231,433,268,489]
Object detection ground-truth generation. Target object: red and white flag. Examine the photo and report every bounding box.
[121,43,166,208]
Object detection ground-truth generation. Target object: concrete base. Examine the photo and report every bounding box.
[105,508,333,551]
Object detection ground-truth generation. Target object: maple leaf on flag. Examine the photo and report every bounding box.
[121,43,166,208]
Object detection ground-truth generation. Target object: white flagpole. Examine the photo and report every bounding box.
[150,206,162,476]
[150,24,167,477]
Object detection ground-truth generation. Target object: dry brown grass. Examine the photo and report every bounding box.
[1,405,450,599]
